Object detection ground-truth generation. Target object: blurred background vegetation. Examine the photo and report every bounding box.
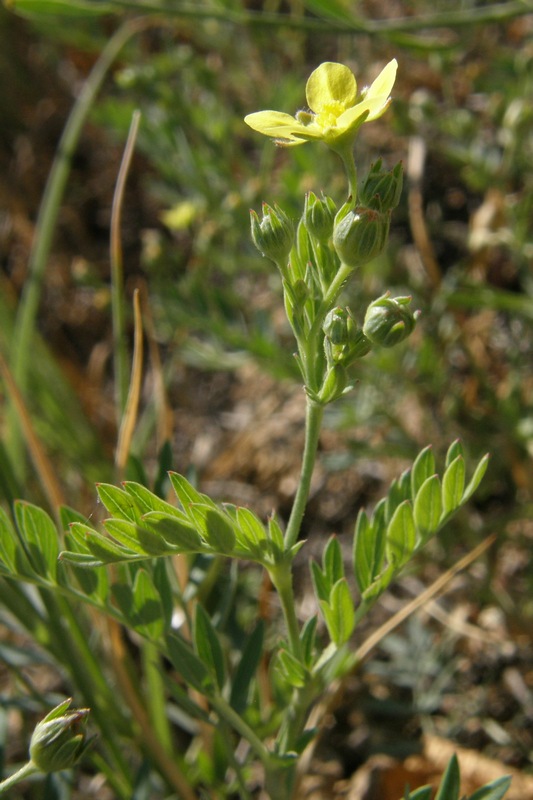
[0,0,532,795]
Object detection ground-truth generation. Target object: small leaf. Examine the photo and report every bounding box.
[69,523,137,565]
[353,505,386,593]
[267,515,285,552]
[386,500,416,566]
[434,754,460,800]
[230,621,264,714]
[323,536,344,584]
[194,605,226,691]
[122,481,183,517]
[411,445,435,497]
[0,507,19,574]
[275,649,307,688]
[168,473,217,515]
[105,518,177,557]
[132,569,165,640]
[321,578,355,646]
[386,470,411,523]
[468,775,512,800]
[300,616,318,668]
[188,506,235,554]
[166,633,214,694]
[142,511,204,551]
[310,561,329,603]
[14,501,59,580]
[445,439,465,468]
[403,787,433,800]
[413,474,442,541]
[462,453,490,504]
[96,484,139,522]
[236,507,267,547]
[441,455,466,518]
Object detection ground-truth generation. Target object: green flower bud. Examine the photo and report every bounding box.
[333,205,390,268]
[303,192,337,242]
[359,159,403,212]
[323,307,373,365]
[250,202,294,265]
[29,699,92,774]
[363,293,420,348]
[323,307,351,345]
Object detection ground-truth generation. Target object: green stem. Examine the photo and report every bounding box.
[209,695,272,768]
[337,147,358,200]
[269,561,302,660]
[0,761,39,794]
[284,399,324,551]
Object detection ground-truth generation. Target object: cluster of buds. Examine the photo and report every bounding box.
[250,202,294,270]
[316,307,373,403]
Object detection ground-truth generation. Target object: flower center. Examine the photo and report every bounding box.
[316,100,346,130]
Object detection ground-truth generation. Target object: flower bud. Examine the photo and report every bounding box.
[363,293,420,348]
[303,192,337,242]
[250,203,294,265]
[323,307,373,365]
[359,160,403,212]
[29,699,92,773]
[333,205,390,268]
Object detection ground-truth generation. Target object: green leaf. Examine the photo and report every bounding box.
[468,775,512,800]
[132,569,165,639]
[236,507,267,547]
[122,481,184,517]
[166,633,214,694]
[413,474,442,540]
[168,473,217,514]
[0,507,19,574]
[96,483,139,522]
[386,500,416,566]
[275,649,307,688]
[445,439,465,468]
[310,561,330,603]
[142,511,204,551]
[230,621,264,714]
[59,505,90,528]
[5,0,116,16]
[188,506,235,554]
[353,506,386,593]
[323,536,344,584]
[14,501,59,580]
[194,605,226,691]
[104,518,177,557]
[434,754,460,800]
[321,578,355,646]
[300,616,318,668]
[411,445,435,497]
[441,455,466,518]
[68,522,137,565]
[386,469,412,523]
[403,787,433,800]
[61,528,109,600]
[462,453,490,504]
[267,515,285,555]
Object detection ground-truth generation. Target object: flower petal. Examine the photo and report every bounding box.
[306,62,357,113]
[244,111,308,142]
[336,94,391,131]
[365,59,397,102]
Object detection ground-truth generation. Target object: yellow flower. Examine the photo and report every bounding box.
[244,59,397,150]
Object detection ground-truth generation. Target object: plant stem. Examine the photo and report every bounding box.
[210,695,273,769]
[284,399,324,551]
[0,761,38,794]
[337,147,358,200]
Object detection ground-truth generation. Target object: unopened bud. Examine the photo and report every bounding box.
[303,192,337,242]
[29,699,92,774]
[250,203,294,265]
[359,160,403,212]
[333,205,390,268]
[363,293,420,348]
[324,307,372,365]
